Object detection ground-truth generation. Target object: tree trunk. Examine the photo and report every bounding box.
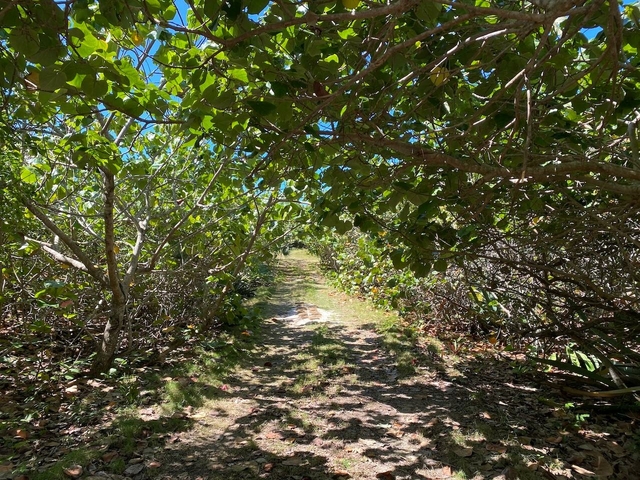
[90,296,126,375]
[91,168,127,376]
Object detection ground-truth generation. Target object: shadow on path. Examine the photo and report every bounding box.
[154,256,636,480]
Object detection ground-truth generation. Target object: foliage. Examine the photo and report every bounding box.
[309,230,502,338]
[1,0,639,385]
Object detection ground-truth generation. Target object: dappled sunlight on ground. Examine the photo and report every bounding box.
[154,252,638,480]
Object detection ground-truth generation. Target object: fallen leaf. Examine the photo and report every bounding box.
[572,464,595,475]
[14,429,29,440]
[486,443,508,454]
[263,463,273,472]
[386,429,404,438]
[266,431,282,440]
[63,465,83,478]
[64,385,79,397]
[101,451,118,462]
[124,463,145,476]
[453,447,473,457]
[147,461,162,469]
[578,443,596,451]
[333,470,351,478]
[602,440,625,456]
[592,455,614,477]
[264,361,273,367]
[568,451,587,464]
[425,418,440,428]
[501,466,518,480]
[546,435,563,444]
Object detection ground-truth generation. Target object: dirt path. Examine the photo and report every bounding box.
[151,252,635,480]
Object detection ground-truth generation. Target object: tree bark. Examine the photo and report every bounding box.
[90,168,127,375]
[90,295,126,375]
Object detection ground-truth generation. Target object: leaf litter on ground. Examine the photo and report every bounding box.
[2,251,639,479]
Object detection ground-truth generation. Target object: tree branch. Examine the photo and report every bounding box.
[19,195,108,287]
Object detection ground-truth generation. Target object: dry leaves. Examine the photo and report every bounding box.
[62,464,83,478]
[486,443,508,454]
[453,447,473,457]
[332,470,351,478]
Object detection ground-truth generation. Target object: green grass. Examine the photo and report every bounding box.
[282,250,456,380]
[108,412,192,455]
[31,448,98,480]
[107,457,127,475]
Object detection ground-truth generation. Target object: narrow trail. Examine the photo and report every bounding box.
[152,252,629,480]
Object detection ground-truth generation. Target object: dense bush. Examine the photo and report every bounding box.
[308,231,499,339]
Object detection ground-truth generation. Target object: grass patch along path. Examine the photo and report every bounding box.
[153,251,637,480]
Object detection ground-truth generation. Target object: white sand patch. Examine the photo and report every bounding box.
[273,303,333,326]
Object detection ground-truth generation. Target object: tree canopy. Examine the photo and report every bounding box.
[1,0,639,373]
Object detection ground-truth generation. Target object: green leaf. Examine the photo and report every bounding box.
[246,100,277,116]
[222,0,242,21]
[246,0,270,14]
[229,68,248,83]
[81,76,108,98]
[210,90,236,109]
[203,0,220,19]
[415,2,442,27]
[39,67,67,91]
[29,34,65,66]
[433,259,447,272]
[9,26,40,57]
[390,249,407,270]
[530,356,615,388]
[270,81,289,97]
[20,168,37,184]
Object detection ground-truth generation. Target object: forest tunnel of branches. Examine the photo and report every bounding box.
[0,0,639,399]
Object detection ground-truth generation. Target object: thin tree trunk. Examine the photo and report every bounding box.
[90,296,126,375]
[91,169,127,375]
